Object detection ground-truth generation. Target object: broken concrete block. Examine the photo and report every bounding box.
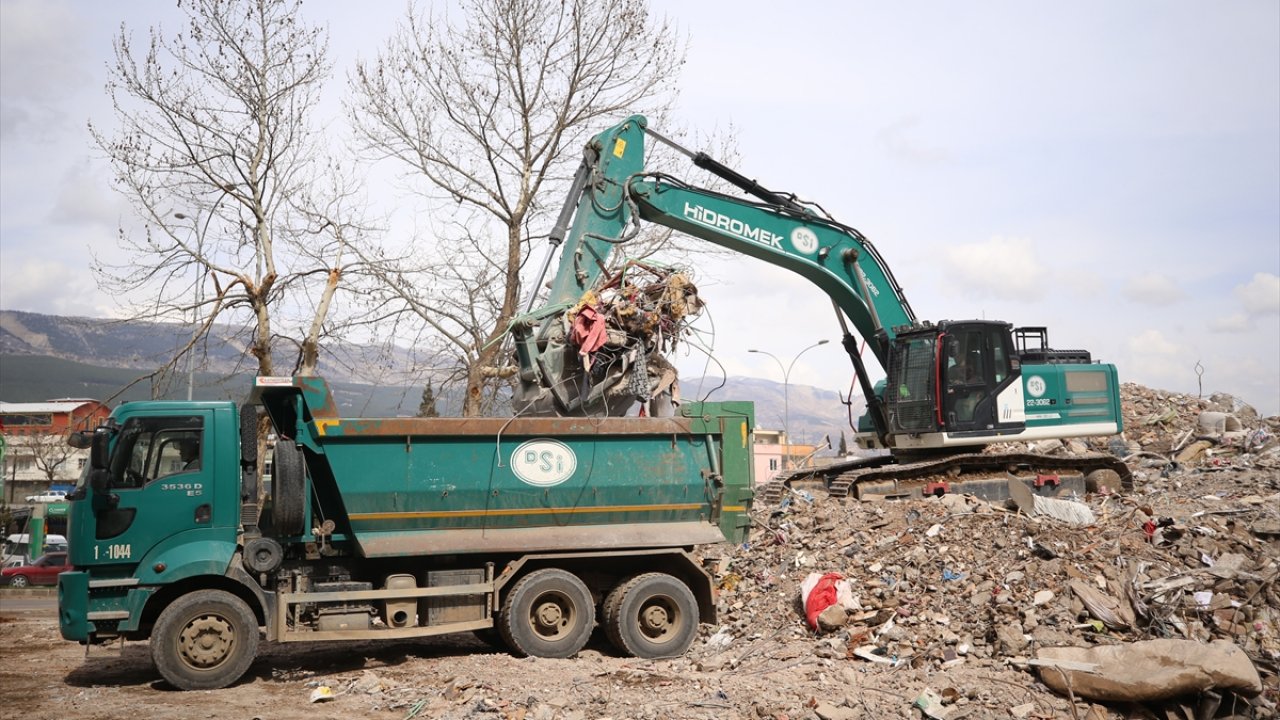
[816,604,847,632]
[1035,639,1263,702]
[1175,440,1214,464]
[1198,411,1243,435]
[995,623,1029,655]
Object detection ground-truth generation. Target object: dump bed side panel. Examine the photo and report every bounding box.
[256,377,753,557]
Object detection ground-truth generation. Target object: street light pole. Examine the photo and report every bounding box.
[748,339,829,471]
[173,212,203,402]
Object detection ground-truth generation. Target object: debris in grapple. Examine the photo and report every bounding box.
[519,262,702,417]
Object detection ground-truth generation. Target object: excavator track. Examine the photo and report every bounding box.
[758,452,1133,505]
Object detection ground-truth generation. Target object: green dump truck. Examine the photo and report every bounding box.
[58,376,754,690]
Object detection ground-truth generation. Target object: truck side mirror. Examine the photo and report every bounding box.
[68,431,93,449]
[90,429,111,471]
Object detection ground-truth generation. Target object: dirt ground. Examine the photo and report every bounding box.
[0,386,1276,720]
[0,593,1110,720]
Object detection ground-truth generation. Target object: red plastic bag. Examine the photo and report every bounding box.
[803,572,844,630]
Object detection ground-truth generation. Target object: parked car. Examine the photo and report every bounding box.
[2,552,70,588]
[1,533,68,568]
[24,490,68,503]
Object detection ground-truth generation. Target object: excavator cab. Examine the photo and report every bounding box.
[882,320,1024,442]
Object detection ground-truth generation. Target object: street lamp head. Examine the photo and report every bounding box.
[747,348,760,353]
[173,212,188,220]
[817,339,829,346]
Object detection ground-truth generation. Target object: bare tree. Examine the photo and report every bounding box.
[92,0,369,381]
[24,434,76,484]
[350,0,687,416]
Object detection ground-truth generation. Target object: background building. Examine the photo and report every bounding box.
[751,427,822,484]
[1,398,110,505]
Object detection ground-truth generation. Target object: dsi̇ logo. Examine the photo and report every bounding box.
[790,227,819,255]
[511,439,577,487]
[1026,375,1047,398]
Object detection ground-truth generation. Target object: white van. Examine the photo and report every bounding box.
[1,533,69,568]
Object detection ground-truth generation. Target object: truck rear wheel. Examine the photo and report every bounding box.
[603,573,698,659]
[151,589,259,690]
[498,568,594,659]
[271,442,306,536]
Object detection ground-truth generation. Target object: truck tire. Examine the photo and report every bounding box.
[498,568,594,659]
[151,589,259,690]
[271,442,306,537]
[472,627,508,651]
[603,573,698,659]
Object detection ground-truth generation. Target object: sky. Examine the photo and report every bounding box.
[2,1,1278,416]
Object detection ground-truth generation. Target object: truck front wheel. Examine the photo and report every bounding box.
[603,573,698,659]
[499,568,594,659]
[151,589,260,690]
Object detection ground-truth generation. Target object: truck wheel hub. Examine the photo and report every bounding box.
[180,615,234,666]
[641,605,671,633]
[535,602,564,628]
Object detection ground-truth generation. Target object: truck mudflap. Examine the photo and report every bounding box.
[226,555,275,639]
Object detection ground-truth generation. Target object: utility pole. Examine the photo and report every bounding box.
[748,340,829,471]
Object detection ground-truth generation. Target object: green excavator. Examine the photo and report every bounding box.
[509,115,1131,500]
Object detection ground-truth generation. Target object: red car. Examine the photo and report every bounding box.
[2,552,70,588]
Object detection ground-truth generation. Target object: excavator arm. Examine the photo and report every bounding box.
[512,115,914,424]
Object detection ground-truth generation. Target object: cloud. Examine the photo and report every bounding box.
[1235,272,1280,316]
[1209,313,1251,333]
[49,160,128,227]
[0,255,112,317]
[941,236,1046,300]
[0,0,91,142]
[875,116,952,164]
[1123,273,1185,305]
[1119,329,1200,398]
[1,258,74,308]
[1127,329,1181,357]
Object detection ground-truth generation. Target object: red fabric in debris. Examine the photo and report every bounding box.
[804,572,843,630]
[571,305,608,354]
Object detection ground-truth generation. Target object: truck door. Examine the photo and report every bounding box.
[91,414,211,565]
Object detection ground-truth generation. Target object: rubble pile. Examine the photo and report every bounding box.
[690,386,1279,719]
[1115,384,1279,464]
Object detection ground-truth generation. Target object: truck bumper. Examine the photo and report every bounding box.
[58,571,91,641]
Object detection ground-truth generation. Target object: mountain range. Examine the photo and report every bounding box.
[0,310,860,442]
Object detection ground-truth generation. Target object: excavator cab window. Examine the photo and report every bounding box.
[945,332,987,425]
[885,335,939,434]
[940,322,1018,433]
